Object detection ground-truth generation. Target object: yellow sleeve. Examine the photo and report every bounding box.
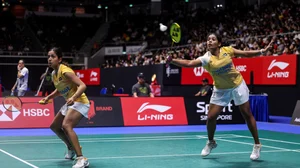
[61,65,74,80]
[61,65,74,74]
[223,46,234,58]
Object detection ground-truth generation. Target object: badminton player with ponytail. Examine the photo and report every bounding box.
[40,47,90,168]
[166,33,274,160]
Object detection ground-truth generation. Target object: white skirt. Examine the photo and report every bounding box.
[59,102,90,118]
[210,80,249,106]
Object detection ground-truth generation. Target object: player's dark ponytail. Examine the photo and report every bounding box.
[61,61,70,67]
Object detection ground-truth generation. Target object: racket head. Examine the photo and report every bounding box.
[2,96,23,112]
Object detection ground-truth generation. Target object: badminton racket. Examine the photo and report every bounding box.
[35,67,49,96]
[2,96,52,112]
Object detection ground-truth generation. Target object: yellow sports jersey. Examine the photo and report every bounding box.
[198,46,243,89]
[52,64,89,104]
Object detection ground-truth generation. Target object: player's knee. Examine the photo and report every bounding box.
[241,109,253,120]
[50,123,60,132]
[207,114,218,121]
[62,122,73,131]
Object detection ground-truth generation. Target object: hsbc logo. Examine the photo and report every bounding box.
[90,71,98,82]
[0,105,21,121]
[137,102,173,121]
[267,60,290,78]
[235,65,247,72]
[0,104,52,122]
[194,67,206,76]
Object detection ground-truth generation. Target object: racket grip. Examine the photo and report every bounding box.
[39,99,52,104]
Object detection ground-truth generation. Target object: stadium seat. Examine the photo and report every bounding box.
[100,87,108,95]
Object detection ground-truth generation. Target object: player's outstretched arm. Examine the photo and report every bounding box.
[232,39,274,58]
[166,55,202,67]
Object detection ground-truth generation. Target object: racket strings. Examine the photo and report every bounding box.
[3,97,22,112]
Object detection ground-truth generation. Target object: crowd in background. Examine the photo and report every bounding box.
[102,0,300,68]
[26,12,102,52]
[0,11,32,54]
[0,11,103,55]
[0,0,299,68]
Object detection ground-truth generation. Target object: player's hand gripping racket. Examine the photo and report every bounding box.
[2,96,52,112]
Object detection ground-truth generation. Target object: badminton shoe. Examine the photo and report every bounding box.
[250,144,262,160]
[65,146,82,160]
[201,140,217,157]
[65,149,76,159]
[72,156,89,168]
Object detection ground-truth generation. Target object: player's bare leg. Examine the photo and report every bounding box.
[63,109,89,168]
[50,112,74,153]
[239,101,261,160]
[201,104,223,157]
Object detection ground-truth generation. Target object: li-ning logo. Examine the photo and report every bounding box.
[137,103,171,113]
[137,102,173,121]
[90,71,98,82]
[268,60,289,70]
[267,60,290,78]
[90,71,97,77]
[0,105,21,121]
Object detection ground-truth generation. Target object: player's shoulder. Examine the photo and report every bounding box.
[23,67,29,72]
[197,51,211,59]
[61,64,74,73]
[60,64,69,70]
[221,46,234,52]
[197,51,211,66]
[133,82,140,87]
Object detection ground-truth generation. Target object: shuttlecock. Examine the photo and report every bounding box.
[159,23,167,32]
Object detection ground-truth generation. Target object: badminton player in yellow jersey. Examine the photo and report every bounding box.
[167,33,273,160]
[40,47,89,168]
